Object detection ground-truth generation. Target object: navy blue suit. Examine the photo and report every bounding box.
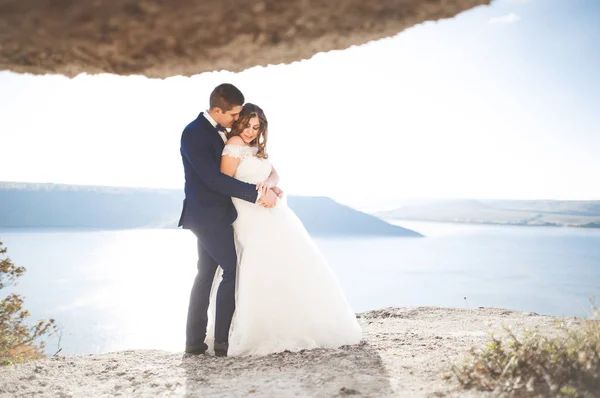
[178,112,258,349]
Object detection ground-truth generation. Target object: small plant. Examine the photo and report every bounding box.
[1,240,56,365]
[452,301,600,397]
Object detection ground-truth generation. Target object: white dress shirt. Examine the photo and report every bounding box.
[203,111,228,143]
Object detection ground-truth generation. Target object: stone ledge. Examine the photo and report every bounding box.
[0,0,490,77]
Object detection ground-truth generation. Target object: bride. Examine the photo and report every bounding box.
[206,103,362,356]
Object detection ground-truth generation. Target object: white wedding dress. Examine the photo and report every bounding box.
[206,144,362,356]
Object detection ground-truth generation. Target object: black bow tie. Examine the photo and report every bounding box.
[215,124,227,133]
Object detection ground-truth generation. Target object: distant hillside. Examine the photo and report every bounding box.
[286,196,421,236]
[376,199,600,228]
[0,182,421,237]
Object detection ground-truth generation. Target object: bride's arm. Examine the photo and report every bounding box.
[265,167,279,186]
[220,136,243,177]
[257,167,284,198]
[220,136,278,206]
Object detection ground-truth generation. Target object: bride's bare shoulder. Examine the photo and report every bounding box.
[226,136,245,146]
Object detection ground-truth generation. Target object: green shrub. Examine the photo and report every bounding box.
[452,303,600,397]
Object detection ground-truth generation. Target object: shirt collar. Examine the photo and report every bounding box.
[203,110,218,129]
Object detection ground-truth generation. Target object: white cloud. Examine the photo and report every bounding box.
[489,13,521,24]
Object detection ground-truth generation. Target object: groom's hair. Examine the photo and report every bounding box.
[209,84,245,112]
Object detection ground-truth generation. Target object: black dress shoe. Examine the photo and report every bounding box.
[185,343,208,356]
[214,341,228,357]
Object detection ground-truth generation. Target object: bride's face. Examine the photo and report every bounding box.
[240,116,260,144]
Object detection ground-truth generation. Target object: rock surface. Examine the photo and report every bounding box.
[0,306,576,397]
[0,0,490,77]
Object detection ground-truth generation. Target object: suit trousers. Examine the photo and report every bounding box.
[185,224,238,349]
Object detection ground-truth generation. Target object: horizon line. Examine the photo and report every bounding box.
[1,180,599,203]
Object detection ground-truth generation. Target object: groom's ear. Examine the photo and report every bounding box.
[212,107,223,115]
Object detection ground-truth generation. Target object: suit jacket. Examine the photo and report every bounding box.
[178,112,258,230]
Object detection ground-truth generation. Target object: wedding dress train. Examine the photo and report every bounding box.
[206,144,361,356]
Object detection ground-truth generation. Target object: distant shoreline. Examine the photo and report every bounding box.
[384,217,600,229]
[376,199,600,230]
[0,182,422,237]
[0,226,178,233]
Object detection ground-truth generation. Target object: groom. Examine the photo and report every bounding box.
[178,83,278,357]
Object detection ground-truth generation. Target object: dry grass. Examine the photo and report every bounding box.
[452,303,600,397]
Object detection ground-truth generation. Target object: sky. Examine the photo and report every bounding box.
[0,0,599,209]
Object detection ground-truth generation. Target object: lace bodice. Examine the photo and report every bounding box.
[222,144,271,185]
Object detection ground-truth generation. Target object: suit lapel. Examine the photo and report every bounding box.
[196,113,224,162]
[198,112,225,149]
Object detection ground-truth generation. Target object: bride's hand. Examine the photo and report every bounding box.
[256,181,272,198]
[271,186,284,198]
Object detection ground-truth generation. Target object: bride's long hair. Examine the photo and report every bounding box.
[228,103,269,159]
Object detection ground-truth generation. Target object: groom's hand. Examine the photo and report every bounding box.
[258,189,277,208]
[256,181,272,198]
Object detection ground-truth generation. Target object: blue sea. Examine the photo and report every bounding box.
[1,221,598,355]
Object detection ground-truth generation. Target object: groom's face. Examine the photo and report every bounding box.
[216,105,244,128]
